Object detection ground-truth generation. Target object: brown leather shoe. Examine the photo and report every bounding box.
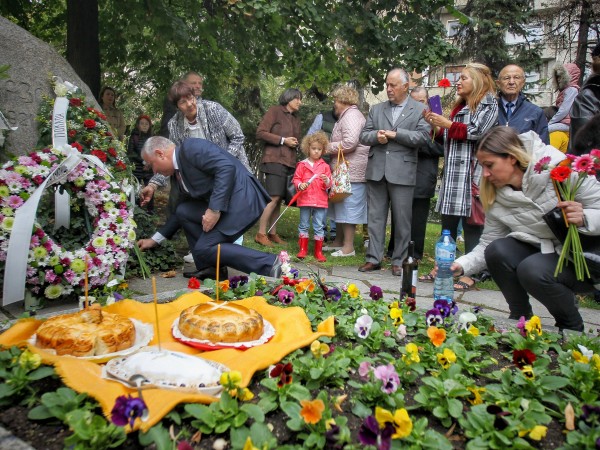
[391,265,402,276]
[268,233,286,244]
[358,262,382,272]
[255,233,273,247]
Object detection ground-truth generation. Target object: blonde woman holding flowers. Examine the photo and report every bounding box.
[423,63,498,290]
[448,127,600,333]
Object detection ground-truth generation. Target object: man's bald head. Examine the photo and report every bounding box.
[497,64,526,102]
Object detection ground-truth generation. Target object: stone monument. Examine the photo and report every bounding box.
[0,15,100,156]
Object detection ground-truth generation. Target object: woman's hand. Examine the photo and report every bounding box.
[558,201,585,227]
[430,262,464,278]
[423,110,452,130]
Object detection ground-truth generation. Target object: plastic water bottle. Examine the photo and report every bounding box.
[434,230,456,303]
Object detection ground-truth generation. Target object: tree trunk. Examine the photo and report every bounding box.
[574,0,591,86]
[66,0,100,99]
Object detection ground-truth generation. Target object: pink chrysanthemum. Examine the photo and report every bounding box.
[572,155,595,174]
[7,195,24,208]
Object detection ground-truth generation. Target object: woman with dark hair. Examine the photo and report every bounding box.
[255,88,303,247]
[99,86,126,140]
[127,114,154,212]
[423,63,498,290]
[449,127,600,332]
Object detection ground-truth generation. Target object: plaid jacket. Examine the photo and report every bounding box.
[436,93,498,216]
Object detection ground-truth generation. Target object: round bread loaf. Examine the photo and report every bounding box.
[36,306,135,357]
[178,301,264,343]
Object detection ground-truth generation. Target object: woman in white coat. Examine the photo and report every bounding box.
[450,127,600,332]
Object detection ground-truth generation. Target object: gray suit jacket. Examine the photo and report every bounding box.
[360,97,430,185]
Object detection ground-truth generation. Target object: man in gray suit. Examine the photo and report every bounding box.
[359,68,430,275]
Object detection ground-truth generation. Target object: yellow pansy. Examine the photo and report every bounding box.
[347,284,360,298]
[220,370,242,387]
[402,343,420,365]
[375,406,413,439]
[436,348,457,369]
[572,350,590,364]
[467,386,486,405]
[521,365,535,380]
[18,350,41,370]
[310,340,330,358]
[389,307,404,326]
[467,325,480,336]
[242,437,259,450]
[525,316,542,336]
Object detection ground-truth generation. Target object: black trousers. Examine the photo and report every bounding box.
[387,197,431,260]
[485,237,591,331]
[441,214,482,253]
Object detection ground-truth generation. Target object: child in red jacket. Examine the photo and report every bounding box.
[292,132,332,261]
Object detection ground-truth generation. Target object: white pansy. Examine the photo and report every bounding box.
[577,345,594,360]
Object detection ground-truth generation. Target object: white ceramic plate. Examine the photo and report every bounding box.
[103,348,228,395]
[30,318,154,363]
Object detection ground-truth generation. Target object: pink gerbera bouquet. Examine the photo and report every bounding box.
[534,149,600,280]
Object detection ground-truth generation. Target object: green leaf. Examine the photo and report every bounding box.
[28,405,54,420]
[447,398,464,418]
[138,424,172,450]
[184,404,216,427]
[539,376,569,390]
[309,367,324,379]
[240,404,265,422]
[28,366,55,380]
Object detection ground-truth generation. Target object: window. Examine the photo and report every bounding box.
[447,20,461,38]
[445,65,465,84]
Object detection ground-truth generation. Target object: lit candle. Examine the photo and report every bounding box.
[216,244,221,302]
[152,276,161,351]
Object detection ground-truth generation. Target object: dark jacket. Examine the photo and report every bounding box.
[569,73,600,155]
[257,105,301,169]
[497,93,549,144]
[159,138,270,239]
[127,130,152,180]
[415,138,444,199]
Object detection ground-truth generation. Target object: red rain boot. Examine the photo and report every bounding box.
[297,237,309,259]
[314,239,327,262]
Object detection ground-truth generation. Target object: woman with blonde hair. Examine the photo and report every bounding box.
[422,63,498,290]
[322,85,369,257]
[448,126,600,332]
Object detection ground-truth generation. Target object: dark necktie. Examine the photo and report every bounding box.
[506,102,514,120]
[175,169,186,192]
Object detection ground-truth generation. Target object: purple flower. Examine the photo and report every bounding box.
[325,424,342,450]
[487,405,511,430]
[355,314,373,338]
[110,395,147,428]
[473,306,483,314]
[113,292,125,301]
[433,300,451,318]
[229,275,249,289]
[358,416,394,450]
[290,268,300,279]
[255,290,263,296]
[358,361,372,378]
[277,289,294,305]
[370,285,383,300]
[325,287,341,301]
[426,308,443,327]
[581,404,600,425]
[373,363,400,393]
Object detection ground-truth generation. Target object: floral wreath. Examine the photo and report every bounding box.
[0,80,135,301]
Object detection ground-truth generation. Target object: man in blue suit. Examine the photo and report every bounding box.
[137,136,282,279]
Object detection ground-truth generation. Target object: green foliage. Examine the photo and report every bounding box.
[0,346,55,407]
[63,409,127,450]
[413,376,471,427]
[28,387,90,421]
[289,344,351,390]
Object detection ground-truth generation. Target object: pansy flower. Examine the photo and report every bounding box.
[358,415,394,449]
[425,308,443,327]
[310,340,330,358]
[487,405,511,430]
[373,364,400,394]
[269,362,293,387]
[459,311,477,331]
[437,348,457,369]
[358,361,372,379]
[187,277,200,289]
[277,289,294,305]
[516,316,527,337]
[111,395,148,428]
[347,283,360,298]
[427,326,446,347]
[433,299,452,318]
[355,314,373,338]
[375,406,413,439]
[467,386,486,405]
[405,296,417,311]
[299,398,325,424]
[325,286,341,301]
[389,307,404,326]
[402,343,420,364]
[513,349,536,368]
[369,285,383,300]
[521,365,535,380]
[396,324,407,340]
[525,316,542,337]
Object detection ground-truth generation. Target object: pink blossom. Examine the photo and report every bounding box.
[4,172,23,183]
[573,155,595,174]
[0,251,6,261]
[45,270,57,283]
[358,361,372,378]
[30,236,39,246]
[7,195,24,208]
[533,156,551,174]
[63,269,76,283]
[373,364,400,393]
[590,149,600,158]
[44,241,53,251]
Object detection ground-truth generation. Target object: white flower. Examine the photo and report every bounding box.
[396,324,407,340]
[459,312,477,331]
[212,438,228,450]
[354,314,373,338]
[577,345,594,360]
[106,279,119,288]
[360,308,369,315]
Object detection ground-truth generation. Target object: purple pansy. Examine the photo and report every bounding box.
[433,300,452,318]
[358,415,394,450]
[369,285,383,300]
[373,363,400,393]
[426,308,443,327]
[325,287,342,301]
[110,395,147,428]
[277,289,295,305]
[516,316,527,337]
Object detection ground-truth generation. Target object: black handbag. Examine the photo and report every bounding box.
[542,206,600,283]
[285,174,297,206]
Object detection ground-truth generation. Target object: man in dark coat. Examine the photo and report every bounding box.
[137,136,282,279]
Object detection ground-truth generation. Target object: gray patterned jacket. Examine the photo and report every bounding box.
[150,99,250,186]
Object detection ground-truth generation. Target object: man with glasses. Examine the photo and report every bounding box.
[496,64,549,144]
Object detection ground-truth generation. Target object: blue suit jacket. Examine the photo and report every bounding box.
[159,138,270,238]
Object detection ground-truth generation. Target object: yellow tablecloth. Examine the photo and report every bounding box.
[0,292,335,431]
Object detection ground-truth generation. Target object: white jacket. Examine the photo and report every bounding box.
[456,131,600,275]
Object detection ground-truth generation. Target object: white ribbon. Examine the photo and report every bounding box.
[2,93,114,305]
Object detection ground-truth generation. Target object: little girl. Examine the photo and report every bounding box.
[292,131,332,262]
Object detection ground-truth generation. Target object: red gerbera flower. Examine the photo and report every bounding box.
[83,119,96,129]
[550,166,572,182]
[438,78,451,88]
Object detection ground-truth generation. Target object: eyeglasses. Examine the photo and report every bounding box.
[500,76,524,82]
